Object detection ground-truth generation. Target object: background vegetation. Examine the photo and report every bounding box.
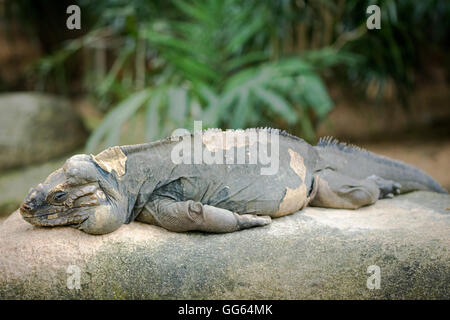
[3,0,450,152]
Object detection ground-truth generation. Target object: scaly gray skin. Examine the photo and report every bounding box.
[20,129,447,235]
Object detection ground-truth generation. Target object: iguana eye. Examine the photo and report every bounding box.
[51,191,68,203]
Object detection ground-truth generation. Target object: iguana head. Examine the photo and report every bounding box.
[20,154,127,234]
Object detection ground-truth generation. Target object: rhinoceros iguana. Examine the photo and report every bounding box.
[20,128,447,234]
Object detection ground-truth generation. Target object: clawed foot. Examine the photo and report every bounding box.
[235,214,272,230]
[368,175,401,199]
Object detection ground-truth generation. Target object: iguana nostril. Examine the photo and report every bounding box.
[20,202,34,216]
[23,202,31,210]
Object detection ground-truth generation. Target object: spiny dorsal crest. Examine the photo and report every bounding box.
[121,127,302,155]
[316,135,416,170]
[317,136,367,154]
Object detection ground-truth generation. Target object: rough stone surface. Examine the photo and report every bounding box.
[0,191,449,299]
[0,92,87,170]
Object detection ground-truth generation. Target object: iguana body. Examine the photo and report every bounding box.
[20,129,447,234]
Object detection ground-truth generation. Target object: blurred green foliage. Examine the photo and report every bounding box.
[338,0,450,104]
[4,0,449,152]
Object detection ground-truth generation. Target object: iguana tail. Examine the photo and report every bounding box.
[315,137,447,194]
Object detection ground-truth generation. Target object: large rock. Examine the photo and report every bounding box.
[0,191,449,299]
[0,92,87,170]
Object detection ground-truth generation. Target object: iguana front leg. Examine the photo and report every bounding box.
[137,196,272,233]
[310,169,401,209]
